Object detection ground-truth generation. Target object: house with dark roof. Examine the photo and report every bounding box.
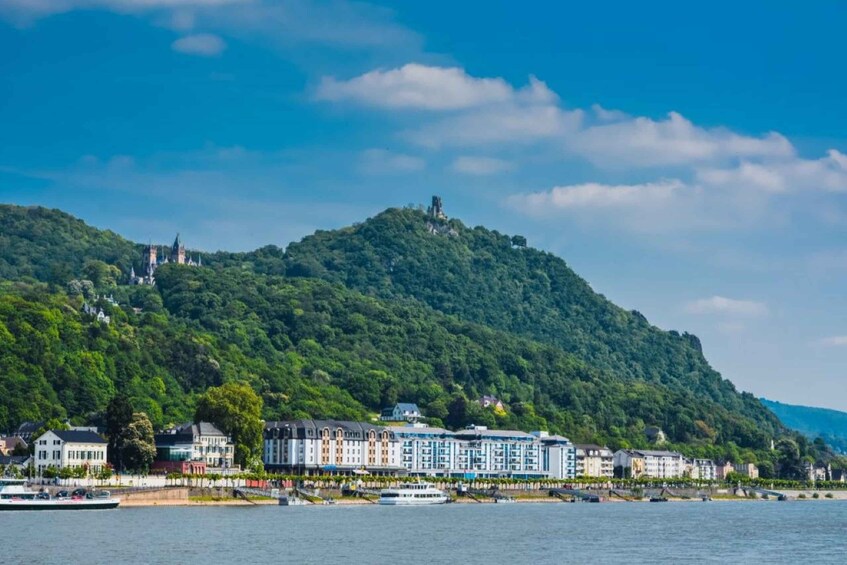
[0,435,27,456]
[478,395,505,413]
[263,420,403,475]
[380,403,422,423]
[153,422,235,475]
[14,421,45,443]
[32,430,108,475]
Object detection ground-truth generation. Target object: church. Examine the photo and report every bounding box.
[129,234,201,285]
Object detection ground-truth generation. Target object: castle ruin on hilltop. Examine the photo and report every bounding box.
[129,233,201,286]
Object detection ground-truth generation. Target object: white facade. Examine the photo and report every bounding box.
[380,403,422,422]
[263,420,403,475]
[155,422,235,469]
[613,449,687,479]
[33,430,107,475]
[533,432,576,479]
[691,458,717,480]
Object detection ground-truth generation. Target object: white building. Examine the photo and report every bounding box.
[691,458,717,480]
[451,426,545,479]
[533,431,576,479]
[32,430,108,475]
[379,403,422,423]
[154,422,235,471]
[263,420,404,475]
[575,445,614,478]
[613,449,687,479]
[393,423,458,475]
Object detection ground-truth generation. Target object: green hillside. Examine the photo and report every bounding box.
[283,207,773,422]
[0,202,809,468]
[762,399,847,453]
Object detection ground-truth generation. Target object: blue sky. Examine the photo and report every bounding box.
[1,0,846,409]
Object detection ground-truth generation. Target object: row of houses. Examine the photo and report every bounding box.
[262,420,774,481]
[3,421,237,476]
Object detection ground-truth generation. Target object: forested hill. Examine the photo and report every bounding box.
[762,399,847,453]
[0,203,787,459]
[282,208,767,419]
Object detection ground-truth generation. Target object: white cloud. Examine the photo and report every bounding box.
[508,180,684,211]
[570,111,794,168]
[171,33,226,56]
[819,336,847,347]
[451,156,513,176]
[697,149,847,194]
[317,64,527,110]
[684,296,768,317]
[358,149,425,174]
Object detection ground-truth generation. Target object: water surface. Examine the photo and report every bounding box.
[4,501,846,564]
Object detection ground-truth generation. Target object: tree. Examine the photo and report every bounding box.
[106,395,134,472]
[122,412,156,474]
[195,382,263,470]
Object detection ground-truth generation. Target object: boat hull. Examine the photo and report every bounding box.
[378,496,448,506]
[0,499,120,511]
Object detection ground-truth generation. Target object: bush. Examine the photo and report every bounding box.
[798,493,806,499]
[812,492,820,499]
[825,492,833,499]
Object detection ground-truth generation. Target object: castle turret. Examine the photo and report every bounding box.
[427,195,446,220]
[170,233,186,264]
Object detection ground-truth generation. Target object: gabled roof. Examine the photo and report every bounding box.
[0,455,29,466]
[393,403,420,413]
[51,430,107,444]
[15,421,44,434]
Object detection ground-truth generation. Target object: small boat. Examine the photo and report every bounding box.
[0,479,119,511]
[494,496,516,504]
[278,495,309,506]
[378,482,449,506]
[649,496,669,503]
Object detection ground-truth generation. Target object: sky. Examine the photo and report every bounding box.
[1,0,846,409]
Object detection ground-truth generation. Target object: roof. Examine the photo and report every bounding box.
[629,449,684,458]
[51,430,107,444]
[155,422,229,445]
[393,403,420,413]
[0,455,29,466]
[15,421,44,434]
[453,428,535,440]
[264,419,397,441]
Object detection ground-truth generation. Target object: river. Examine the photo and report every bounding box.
[4,501,846,563]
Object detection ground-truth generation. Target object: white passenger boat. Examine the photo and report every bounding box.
[0,478,120,511]
[378,482,449,506]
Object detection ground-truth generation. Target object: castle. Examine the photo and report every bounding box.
[129,234,201,286]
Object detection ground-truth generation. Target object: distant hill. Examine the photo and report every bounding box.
[762,399,847,453]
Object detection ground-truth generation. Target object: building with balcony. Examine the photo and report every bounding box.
[613,449,687,479]
[153,422,235,475]
[575,444,614,478]
[379,403,422,423]
[263,420,404,475]
[533,431,576,479]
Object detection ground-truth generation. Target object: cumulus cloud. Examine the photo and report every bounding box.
[316,64,517,110]
[358,149,425,174]
[684,296,768,317]
[819,336,847,347]
[451,156,514,175]
[697,149,847,193]
[171,33,226,56]
[569,111,794,168]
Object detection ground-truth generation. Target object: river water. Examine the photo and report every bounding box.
[4,501,846,564]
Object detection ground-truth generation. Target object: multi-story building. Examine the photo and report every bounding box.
[613,449,687,479]
[690,458,717,480]
[733,462,759,479]
[451,426,545,479]
[153,422,235,474]
[263,420,404,475]
[715,460,735,480]
[575,444,614,478]
[32,430,108,475]
[533,431,576,479]
[393,424,457,475]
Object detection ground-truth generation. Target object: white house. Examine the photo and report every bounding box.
[154,422,235,473]
[32,430,108,475]
[380,403,422,423]
[690,458,717,480]
[263,420,404,475]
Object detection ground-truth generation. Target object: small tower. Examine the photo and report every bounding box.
[170,233,186,265]
[427,195,446,220]
[142,243,158,277]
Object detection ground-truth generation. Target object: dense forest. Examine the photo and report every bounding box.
[0,203,841,476]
